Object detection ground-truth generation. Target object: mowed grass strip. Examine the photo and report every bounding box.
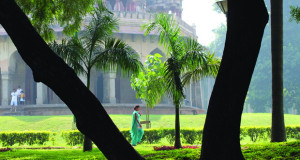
[0,113,299,132]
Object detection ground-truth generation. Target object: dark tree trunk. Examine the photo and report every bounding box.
[83,70,93,151]
[270,0,286,142]
[200,0,268,159]
[174,104,182,149]
[0,0,144,159]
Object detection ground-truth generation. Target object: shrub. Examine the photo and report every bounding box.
[0,131,53,147]
[61,130,84,146]
[142,129,162,144]
[181,129,199,145]
[244,126,269,142]
[286,126,300,139]
[120,129,131,142]
[161,128,175,144]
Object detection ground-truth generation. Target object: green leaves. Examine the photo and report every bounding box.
[49,2,142,80]
[131,54,165,108]
[16,0,95,42]
[142,13,220,107]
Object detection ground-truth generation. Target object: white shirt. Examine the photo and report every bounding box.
[16,88,23,96]
[11,92,17,101]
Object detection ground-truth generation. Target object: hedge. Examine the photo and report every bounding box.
[0,131,55,147]
[61,126,300,146]
[61,130,84,146]
[3,126,299,147]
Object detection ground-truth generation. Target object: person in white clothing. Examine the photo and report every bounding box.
[10,89,18,112]
[16,86,23,103]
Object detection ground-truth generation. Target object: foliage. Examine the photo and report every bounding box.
[241,126,269,142]
[49,1,142,79]
[181,128,202,145]
[131,53,165,108]
[16,0,96,42]
[161,128,176,144]
[142,129,163,144]
[61,131,84,146]
[0,131,54,147]
[242,141,300,160]
[0,142,299,160]
[142,13,220,148]
[120,129,131,142]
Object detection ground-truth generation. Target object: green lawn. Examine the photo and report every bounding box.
[0,113,299,132]
[0,141,299,160]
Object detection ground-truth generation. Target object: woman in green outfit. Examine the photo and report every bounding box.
[130,105,144,146]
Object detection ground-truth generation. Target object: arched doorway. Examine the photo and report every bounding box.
[9,52,37,105]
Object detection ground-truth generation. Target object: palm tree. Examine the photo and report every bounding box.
[270,0,286,142]
[50,1,143,151]
[142,13,220,148]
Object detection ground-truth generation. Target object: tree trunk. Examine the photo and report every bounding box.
[0,0,144,159]
[146,105,150,129]
[200,0,268,159]
[83,70,93,151]
[270,0,286,142]
[174,104,182,149]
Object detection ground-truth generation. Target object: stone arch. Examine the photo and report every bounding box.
[9,51,37,104]
[149,48,166,61]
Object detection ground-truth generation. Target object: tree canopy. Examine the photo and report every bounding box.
[16,0,95,41]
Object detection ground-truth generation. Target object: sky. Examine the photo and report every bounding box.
[182,0,226,46]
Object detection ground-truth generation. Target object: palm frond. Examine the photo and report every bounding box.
[181,37,207,70]
[182,52,221,86]
[92,38,143,76]
[49,38,87,75]
[142,13,183,57]
[164,56,185,104]
[82,1,118,55]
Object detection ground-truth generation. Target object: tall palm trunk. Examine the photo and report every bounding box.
[83,70,93,151]
[174,103,182,148]
[200,0,268,159]
[270,0,286,142]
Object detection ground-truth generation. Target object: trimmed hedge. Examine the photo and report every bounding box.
[4,126,298,147]
[0,131,54,147]
[61,130,84,146]
[61,126,300,146]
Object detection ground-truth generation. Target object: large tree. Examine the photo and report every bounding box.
[15,0,95,42]
[270,0,286,142]
[0,0,144,159]
[50,1,142,151]
[143,13,220,149]
[200,0,269,159]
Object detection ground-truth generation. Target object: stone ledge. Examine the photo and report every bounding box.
[0,104,205,115]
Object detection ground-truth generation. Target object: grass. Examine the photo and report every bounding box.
[0,141,299,159]
[0,113,299,159]
[0,113,299,132]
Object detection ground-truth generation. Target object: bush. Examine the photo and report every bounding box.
[142,129,162,144]
[244,126,269,142]
[61,131,84,146]
[0,131,54,147]
[161,128,176,144]
[120,129,131,142]
[286,126,300,139]
[181,129,199,145]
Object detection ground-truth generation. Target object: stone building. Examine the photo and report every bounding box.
[0,0,214,115]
